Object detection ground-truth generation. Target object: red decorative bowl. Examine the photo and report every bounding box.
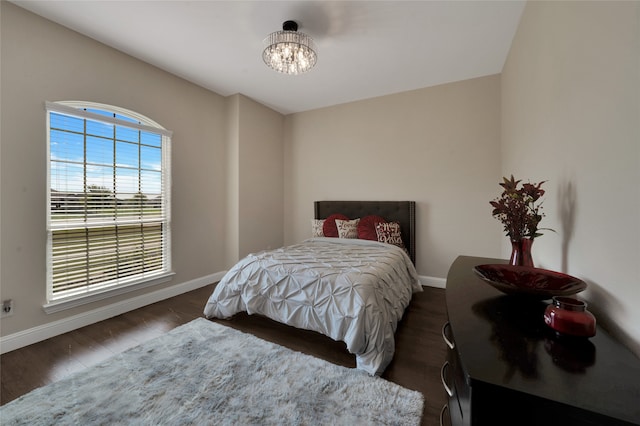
[472,264,587,300]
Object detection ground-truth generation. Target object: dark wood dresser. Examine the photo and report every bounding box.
[441,255,640,426]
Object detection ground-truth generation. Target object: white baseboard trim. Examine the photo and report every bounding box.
[0,271,226,355]
[419,275,446,289]
[1,271,443,354]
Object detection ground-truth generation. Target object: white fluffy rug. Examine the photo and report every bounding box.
[1,318,424,425]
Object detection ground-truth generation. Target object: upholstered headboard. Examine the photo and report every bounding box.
[314,200,416,265]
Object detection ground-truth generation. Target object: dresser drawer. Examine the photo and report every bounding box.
[442,322,466,425]
[442,321,471,426]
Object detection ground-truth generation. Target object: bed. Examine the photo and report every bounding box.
[203,201,421,375]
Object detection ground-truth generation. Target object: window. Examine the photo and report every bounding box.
[45,101,172,310]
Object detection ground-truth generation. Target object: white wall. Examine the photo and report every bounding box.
[502,1,640,355]
[284,75,503,279]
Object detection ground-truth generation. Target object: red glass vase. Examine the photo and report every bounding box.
[543,296,596,337]
[509,238,534,267]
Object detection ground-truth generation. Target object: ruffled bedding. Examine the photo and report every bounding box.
[204,238,421,375]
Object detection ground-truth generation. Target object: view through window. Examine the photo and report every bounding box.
[46,101,172,304]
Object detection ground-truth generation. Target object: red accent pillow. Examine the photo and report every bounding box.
[357,215,387,241]
[322,213,349,238]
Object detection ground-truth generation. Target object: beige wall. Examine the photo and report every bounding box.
[284,75,503,278]
[4,0,639,358]
[222,93,286,267]
[502,1,640,355]
[0,3,284,339]
[225,95,241,267]
[235,94,285,260]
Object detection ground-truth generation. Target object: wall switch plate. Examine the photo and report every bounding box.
[1,299,14,318]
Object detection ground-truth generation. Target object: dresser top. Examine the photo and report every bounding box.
[446,255,640,425]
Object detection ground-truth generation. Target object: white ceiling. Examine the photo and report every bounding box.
[12,1,525,115]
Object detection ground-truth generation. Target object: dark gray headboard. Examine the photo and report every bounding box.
[314,200,416,265]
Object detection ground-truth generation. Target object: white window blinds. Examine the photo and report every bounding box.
[46,101,172,303]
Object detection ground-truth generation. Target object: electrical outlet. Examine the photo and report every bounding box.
[1,299,14,318]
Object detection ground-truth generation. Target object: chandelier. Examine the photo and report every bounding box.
[262,20,317,75]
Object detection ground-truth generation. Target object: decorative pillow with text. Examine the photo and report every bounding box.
[311,219,325,237]
[335,218,360,239]
[375,222,406,250]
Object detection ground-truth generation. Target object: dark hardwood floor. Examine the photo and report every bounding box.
[0,284,448,426]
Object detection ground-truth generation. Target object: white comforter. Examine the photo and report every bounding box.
[203,237,422,375]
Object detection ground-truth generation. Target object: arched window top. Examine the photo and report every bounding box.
[46,101,172,137]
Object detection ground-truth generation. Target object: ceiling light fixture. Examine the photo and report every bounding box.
[263,20,317,75]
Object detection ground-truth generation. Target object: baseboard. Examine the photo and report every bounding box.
[1,272,444,354]
[419,275,446,289]
[0,271,226,354]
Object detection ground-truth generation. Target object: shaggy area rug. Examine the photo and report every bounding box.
[0,318,424,425]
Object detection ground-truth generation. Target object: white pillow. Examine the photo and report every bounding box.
[335,218,360,239]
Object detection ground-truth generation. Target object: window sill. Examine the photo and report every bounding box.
[43,272,175,314]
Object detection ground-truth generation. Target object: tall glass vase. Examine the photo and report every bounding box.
[510,238,534,267]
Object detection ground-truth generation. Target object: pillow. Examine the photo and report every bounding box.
[335,218,360,239]
[311,219,325,237]
[322,213,349,238]
[357,215,387,241]
[375,222,407,250]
